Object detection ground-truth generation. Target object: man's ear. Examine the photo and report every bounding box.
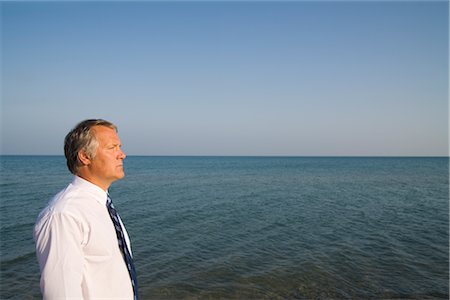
[78,150,91,166]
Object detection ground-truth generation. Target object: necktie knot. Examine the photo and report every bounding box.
[106,195,114,208]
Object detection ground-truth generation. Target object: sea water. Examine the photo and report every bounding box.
[0,156,448,299]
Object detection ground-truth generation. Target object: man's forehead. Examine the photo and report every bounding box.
[93,126,120,141]
[92,125,117,133]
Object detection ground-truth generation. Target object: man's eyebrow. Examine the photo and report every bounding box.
[107,143,122,147]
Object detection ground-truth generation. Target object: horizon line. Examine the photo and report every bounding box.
[1,154,449,158]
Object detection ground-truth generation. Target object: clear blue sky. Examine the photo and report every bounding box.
[1,1,448,156]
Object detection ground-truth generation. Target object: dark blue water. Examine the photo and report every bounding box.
[1,156,448,299]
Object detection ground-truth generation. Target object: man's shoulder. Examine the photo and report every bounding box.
[49,183,88,209]
[33,183,95,245]
[37,182,96,221]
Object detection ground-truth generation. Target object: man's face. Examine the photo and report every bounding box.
[89,126,126,186]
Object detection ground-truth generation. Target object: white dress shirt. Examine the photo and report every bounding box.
[34,176,134,299]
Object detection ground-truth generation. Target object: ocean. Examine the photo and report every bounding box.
[0,156,448,299]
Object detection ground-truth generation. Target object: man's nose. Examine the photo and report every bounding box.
[119,149,126,160]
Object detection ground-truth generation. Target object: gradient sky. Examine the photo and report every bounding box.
[1,1,448,156]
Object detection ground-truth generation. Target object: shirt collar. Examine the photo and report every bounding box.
[71,175,108,206]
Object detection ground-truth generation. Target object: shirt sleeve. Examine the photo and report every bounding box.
[34,212,85,299]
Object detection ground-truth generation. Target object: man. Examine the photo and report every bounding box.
[34,119,138,299]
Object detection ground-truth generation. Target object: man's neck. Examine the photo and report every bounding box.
[76,173,111,192]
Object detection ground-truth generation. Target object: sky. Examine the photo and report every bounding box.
[1,1,448,156]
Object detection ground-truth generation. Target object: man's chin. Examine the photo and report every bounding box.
[112,171,125,181]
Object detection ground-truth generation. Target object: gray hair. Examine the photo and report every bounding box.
[64,119,117,175]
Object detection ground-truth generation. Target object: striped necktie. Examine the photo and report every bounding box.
[106,195,139,300]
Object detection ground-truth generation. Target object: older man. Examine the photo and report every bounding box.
[34,119,138,299]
